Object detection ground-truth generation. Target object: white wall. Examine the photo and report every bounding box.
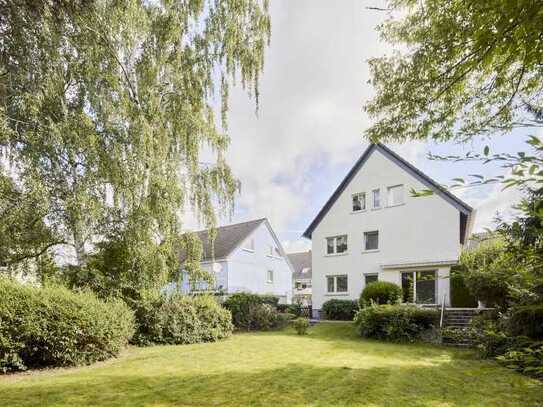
[227,222,293,303]
[312,148,462,310]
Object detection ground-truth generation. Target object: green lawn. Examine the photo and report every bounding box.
[1,323,541,406]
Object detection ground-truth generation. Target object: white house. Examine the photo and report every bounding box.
[303,144,474,317]
[287,251,312,306]
[174,218,294,303]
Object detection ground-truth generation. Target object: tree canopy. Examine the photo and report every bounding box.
[365,0,543,143]
[0,0,270,291]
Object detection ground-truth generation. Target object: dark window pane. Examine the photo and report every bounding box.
[416,271,436,304]
[365,274,378,285]
[336,235,348,253]
[336,276,348,292]
[365,231,379,250]
[327,276,335,292]
[327,238,335,254]
[402,272,414,303]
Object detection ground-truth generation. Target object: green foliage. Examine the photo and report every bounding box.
[365,1,543,143]
[497,343,543,379]
[450,266,478,308]
[277,303,302,316]
[259,295,280,307]
[130,293,232,346]
[249,303,279,331]
[354,305,439,342]
[0,0,271,291]
[292,318,310,335]
[0,277,134,373]
[276,313,296,329]
[459,240,513,307]
[360,281,402,307]
[508,305,543,339]
[322,299,359,321]
[222,292,284,331]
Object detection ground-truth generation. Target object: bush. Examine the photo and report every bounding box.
[359,281,402,307]
[508,305,543,339]
[450,267,478,308]
[223,292,262,330]
[354,304,439,342]
[277,303,302,316]
[293,318,310,335]
[322,299,358,320]
[259,295,280,307]
[497,342,543,379]
[0,278,134,373]
[130,293,233,346]
[276,313,296,329]
[249,303,278,331]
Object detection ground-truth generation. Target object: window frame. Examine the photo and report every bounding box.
[387,184,404,207]
[372,188,381,209]
[326,235,349,255]
[326,274,349,294]
[352,192,366,212]
[266,269,274,283]
[364,273,379,285]
[363,230,379,252]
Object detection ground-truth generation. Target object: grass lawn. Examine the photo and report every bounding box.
[1,322,541,406]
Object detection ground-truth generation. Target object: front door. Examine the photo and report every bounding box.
[401,270,437,304]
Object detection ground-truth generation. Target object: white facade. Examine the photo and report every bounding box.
[306,145,473,313]
[175,220,294,303]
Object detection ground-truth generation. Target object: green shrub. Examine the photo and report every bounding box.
[354,304,439,342]
[508,305,543,339]
[0,278,134,373]
[496,342,543,378]
[223,292,262,330]
[277,303,302,316]
[293,318,310,335]
[322,299,358,320]
[359,281,402,307]
[469,312,513,357]
[450,267,478,308]
[131,293,232,346]
[276,313,296,329]
[259,295,280,307]
[249,303,278,331]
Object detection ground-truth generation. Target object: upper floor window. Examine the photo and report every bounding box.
[243,238,255,251]
[372,189,381,209]
[387,184,404,206]
[327,275,348,293]
[352,192,366,212]
[326,235,348,255]
[267,270,274,283]
[364,231,379,251]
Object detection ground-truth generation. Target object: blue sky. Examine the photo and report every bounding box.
[187,1,534,252]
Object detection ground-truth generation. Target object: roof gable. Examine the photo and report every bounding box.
[303,143,473,239]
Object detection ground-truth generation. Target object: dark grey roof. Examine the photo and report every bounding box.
[303,143,473,239]
[181,218,266,263]
[287,251,312,279]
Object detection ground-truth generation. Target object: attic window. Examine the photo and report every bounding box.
[244,238,255,251]
[352,192,366,212]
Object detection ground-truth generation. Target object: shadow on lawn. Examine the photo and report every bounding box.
[2,362,540,407]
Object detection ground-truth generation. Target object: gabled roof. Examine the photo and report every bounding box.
[287,251,312,279]
[181,218,266,263]
[303,143,473,239]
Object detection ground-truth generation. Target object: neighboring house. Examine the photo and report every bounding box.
[303,144,474,318]
[287,251,312,306]
[171,218,294,304]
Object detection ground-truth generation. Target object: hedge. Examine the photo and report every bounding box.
[359,281,402,307]
[130,293,233,346]
[354,304,439,342]
[0,278,134,373]
[508,305,543,339]
[450,266,478,308]
[322,299,358,320]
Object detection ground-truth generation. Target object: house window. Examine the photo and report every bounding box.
[327,275,348,293]
[388,184,404,206]
[364,231,379,251]
[352,192,366,212]
[372,189,381,208]
[364,274,378,285]
[326,235,348,255]
[267,270,274,283]
[244,238,255,251]
[401,270,436,304]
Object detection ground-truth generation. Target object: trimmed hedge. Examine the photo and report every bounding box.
[360,281,402,307]
[0,278,134,373]
[322,299,358,320]
[508,305,543,339]
[223,292,286,331]
[354,304,439,342]
[131,293,233,346]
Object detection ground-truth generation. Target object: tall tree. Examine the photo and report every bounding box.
[365,0,543,143]
[0,0,270,289]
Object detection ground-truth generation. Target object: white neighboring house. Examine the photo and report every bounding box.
[171,218,294,304]
[303,144,475,318]
[287,251,312,306]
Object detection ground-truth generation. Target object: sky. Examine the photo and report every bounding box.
[186,0,532,253]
